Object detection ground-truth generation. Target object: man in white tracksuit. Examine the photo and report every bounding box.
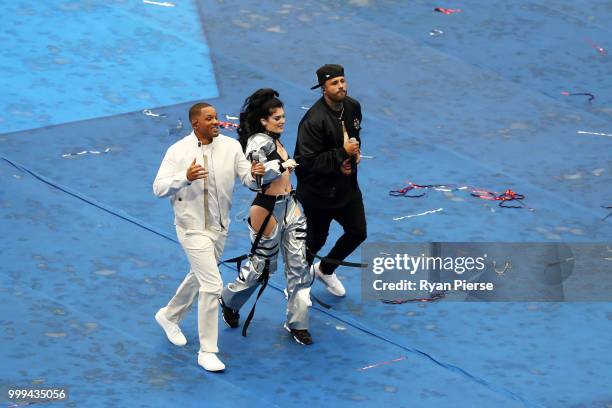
[153,102,264,372]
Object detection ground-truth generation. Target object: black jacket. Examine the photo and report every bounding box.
[294,96,362,209]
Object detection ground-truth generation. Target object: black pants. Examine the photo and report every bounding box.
[303,195,367,275]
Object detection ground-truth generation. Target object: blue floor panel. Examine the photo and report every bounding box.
[0,0,218,133]
[1,0,611,407]
[0,160,527,408]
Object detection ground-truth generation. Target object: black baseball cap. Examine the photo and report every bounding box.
[310,64,345,90]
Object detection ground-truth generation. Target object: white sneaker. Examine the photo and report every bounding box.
[313,262,346,297]
[198,352,225,372]
[155,307,187,346]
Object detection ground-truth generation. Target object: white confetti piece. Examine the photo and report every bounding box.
[357,356,406,371]
[143,0,175,7]
[62,147,111,158]
[45,332,66,338]
[143,108,167,117]
[563,172,582,180]
[95,269,117,276]
[84,323,99,331]
[393,208,443,221]
[577,130,612,137]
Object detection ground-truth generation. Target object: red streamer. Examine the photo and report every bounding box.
[390,182,532,210]
[219,121,239,130]
[434,7,462,14]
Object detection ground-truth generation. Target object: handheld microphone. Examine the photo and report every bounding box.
[254,151,263,190]
[348,137,359,167]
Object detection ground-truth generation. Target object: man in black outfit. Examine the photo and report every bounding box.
[294,64,366,297]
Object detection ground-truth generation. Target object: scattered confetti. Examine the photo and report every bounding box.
[62,148,111,158]
[266,26,285,33]
[168,119,183,136]
[471,189,527,208]
[84,323,99,331]
[219,121,239,130]
[142,109,167,117]
[493,260,512,275]
[577,130,612,137]
[357,356,407,371]
[563,172,582,180]
[561,91,595,102]
[391,182,532,210]
[143,0,175,7]
[95,269,117,276]
[586,38,607,56]
[393,207,443,221]
[44,332,66,338]
[434,7,462,14]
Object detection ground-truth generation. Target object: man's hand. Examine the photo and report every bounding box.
[340,158,352,175]
[251,160,265,178]
[186,158,208,181]
[343,138,359,156]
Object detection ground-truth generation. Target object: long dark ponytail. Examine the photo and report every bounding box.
[237,88,283,152]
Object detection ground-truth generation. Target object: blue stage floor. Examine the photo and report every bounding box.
[1,1,611,407]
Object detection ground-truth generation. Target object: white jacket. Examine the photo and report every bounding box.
[153,132,256,231]
[245,133,285,185]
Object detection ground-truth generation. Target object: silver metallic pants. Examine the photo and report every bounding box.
[221,194,313,329]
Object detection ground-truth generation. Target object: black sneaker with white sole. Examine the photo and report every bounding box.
[284,323,313,345]
[219,298,240,328]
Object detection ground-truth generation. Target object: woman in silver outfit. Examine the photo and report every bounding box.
[220,89,314,345]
